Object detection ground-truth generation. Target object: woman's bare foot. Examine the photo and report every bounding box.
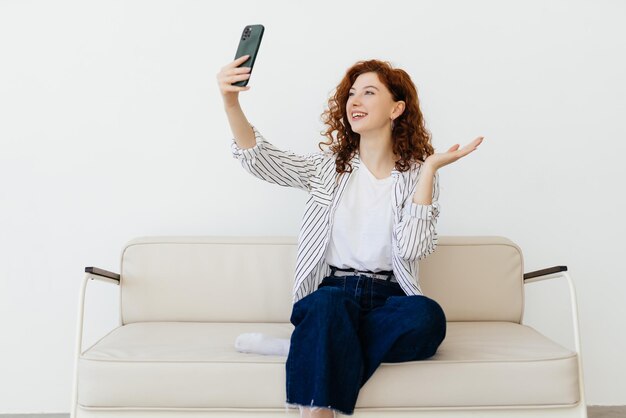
[299,406,335,417]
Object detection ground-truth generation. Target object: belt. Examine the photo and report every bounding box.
[329,265,397,283]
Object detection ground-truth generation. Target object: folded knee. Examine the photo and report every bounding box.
[395,296,447,325]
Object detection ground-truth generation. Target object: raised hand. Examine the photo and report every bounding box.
[216,55,253,108]
[424,136,484,171]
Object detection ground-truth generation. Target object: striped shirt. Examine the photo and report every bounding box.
[231,124,441,305]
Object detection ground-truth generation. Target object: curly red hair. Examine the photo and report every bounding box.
[317,59,434,179]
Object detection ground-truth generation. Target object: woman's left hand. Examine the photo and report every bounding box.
[424,136,484,171]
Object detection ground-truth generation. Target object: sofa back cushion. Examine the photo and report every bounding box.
[119,235,524,324]
[419,236,524,323]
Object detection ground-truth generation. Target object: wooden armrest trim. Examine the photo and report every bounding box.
[85,266,120,282]
[523,265,568,281]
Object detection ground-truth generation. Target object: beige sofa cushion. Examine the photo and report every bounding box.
[119,236,524,324]
[78,321,579,409]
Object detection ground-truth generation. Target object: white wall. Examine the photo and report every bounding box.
[0,0,624,413]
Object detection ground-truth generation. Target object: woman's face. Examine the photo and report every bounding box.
[346,71,401,134]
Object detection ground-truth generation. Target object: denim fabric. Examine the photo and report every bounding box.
[285,274,447,416]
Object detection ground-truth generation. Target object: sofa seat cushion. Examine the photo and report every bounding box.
[78,321,580,409]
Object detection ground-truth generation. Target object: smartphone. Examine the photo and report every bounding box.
[232,24,264,87]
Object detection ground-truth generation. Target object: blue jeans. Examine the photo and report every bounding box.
[285,274,447,416]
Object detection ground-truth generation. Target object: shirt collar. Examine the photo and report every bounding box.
[351,151,401,177]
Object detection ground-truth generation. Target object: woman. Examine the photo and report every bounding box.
[217,56,484,418]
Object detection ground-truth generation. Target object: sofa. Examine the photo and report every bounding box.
[71,235,587,417]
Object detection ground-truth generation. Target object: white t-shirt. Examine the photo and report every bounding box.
[232,124,442,303]
[324,160,394,272]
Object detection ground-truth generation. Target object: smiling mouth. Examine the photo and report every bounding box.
[351,113,368,121]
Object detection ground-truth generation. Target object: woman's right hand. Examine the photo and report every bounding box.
[216,55,252,108]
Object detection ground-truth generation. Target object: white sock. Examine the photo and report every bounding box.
[234,332,290,356]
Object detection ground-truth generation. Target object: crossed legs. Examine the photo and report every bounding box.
[286,285,447,416]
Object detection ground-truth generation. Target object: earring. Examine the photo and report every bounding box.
[391,118,395,129]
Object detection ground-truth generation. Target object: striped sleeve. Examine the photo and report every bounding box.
[395,170,441,262]
[231,124,319,192]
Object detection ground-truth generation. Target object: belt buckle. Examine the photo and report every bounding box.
[331,266,394,282]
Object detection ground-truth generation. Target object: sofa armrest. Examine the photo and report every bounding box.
[72,266,122,417]
[521,263,586,405]
[523,265,568,282]
[85,266,121,284]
